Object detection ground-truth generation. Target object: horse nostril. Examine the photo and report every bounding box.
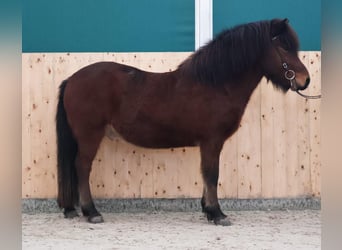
[305,77,310,86]
[298,77,310,91]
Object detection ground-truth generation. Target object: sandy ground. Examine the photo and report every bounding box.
[22,210,320,250]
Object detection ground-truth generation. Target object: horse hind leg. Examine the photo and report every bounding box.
[75,128,105,223]
[200,141,231,226]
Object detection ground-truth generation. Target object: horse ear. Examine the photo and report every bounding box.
[271,18,289,38]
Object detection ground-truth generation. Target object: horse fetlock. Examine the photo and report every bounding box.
[203,204,226,220]
[83,206,104,223]
[63,207,79,219]
[81,202,102,219]
[203,205,232,226]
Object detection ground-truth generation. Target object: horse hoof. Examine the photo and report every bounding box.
[88,215,104,223]
[214,217,232,226]
[64,209,79,219]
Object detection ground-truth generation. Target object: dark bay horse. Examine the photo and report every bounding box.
[56,18,310,225]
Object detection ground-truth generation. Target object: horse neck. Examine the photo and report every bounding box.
[225,67,264,106]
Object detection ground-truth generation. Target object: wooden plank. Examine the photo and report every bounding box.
[176,147,202,198]
[152,148,179,198]
[218,136,238,198]
[308,51,321,197]
[26,54,41,197]
[272,84,288,198]
[260,78,274,198]
[138,147,155,198]
[284,71,300,197]
[185,147,202,198]
[25,53,55,198]
[292,52,311,196]
[22,54,33,198]
[40,53,59,198]
[237,85,262,198]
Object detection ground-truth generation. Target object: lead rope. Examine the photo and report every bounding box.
[295,90,322,99]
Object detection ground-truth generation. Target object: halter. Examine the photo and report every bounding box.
[272,36,321,99]
[281,62,297,91]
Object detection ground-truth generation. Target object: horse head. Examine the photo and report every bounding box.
[261,18,310,92]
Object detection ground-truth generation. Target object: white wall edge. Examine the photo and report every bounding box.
[195,0,213,50]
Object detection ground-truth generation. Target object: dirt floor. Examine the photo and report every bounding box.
[22,210,320,250]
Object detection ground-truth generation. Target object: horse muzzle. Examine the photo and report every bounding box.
[286,68,310,91]
[291,76,310,91]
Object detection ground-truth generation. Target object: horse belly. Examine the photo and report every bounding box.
[109,123,197,149]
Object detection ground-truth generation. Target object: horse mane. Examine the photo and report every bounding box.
[178,20,298,85]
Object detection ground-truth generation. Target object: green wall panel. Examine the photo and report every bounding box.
[23,0,320,52]
[22,0,195,52]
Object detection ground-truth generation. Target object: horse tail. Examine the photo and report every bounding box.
[56,80,79,208]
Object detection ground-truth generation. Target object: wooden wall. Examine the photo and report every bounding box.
[22,52,321,199]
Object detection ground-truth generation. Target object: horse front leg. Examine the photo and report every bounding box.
[200,141,231,226]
